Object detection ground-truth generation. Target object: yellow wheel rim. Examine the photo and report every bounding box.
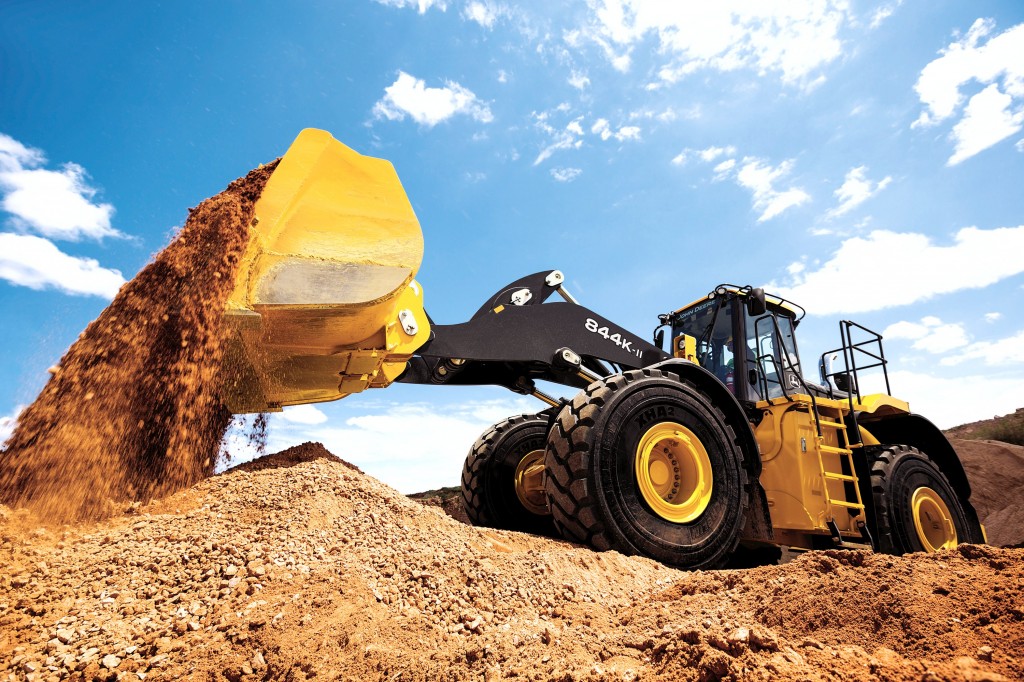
[911,486,957,551]
[635,422,713,524]
[514,449,548,515]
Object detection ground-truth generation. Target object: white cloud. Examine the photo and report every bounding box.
[770,225,1024,314]
[984,312,1002,322]
[712,158,736,178]
[883,317,969,354]
[628,106,686,122]
[497,70,509,84]
[588,119,640,143]
[869,2,901,30]
[941,330,1024,367]
[257,398,537,493]
[671,144,735,167]
[947,83,1024,165]
[912,19,1024,164]
[678,147,808,221]
[1017,138,1024,152]
[699,146,735,162]
[550,167,582,182]
[280,404,329,425]
[532,112,585,166]
[568,70,591,89]
[463,1,508,28]
[374,0,447,13]
[826,166,892,219]
[574,1,852,87]
[614,125,640,141]
[735,158,811,222]
[0,134,43,168]
[0,133,120,241]
[0,232,126,299]
[372,71,493,127]
[0,405,23,447]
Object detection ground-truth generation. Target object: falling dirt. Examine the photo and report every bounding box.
[0,163,277,524]
[1,442,1020,681]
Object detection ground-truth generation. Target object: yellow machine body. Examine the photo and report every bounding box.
[753,393,910,549]
[223,129,430,412]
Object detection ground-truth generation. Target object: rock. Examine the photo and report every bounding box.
[55,629,74,644]
[978,646,994,662]
[101,654,121,669]
[727,627,750,645]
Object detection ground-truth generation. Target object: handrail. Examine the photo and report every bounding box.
[818,320,890,447]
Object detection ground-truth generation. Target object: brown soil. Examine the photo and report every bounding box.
[0,163,277,524]
[1,442,1020,681]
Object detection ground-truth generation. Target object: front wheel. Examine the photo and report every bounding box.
[866,444,983,555]
[461,414,554,535]
[544,369,749,570]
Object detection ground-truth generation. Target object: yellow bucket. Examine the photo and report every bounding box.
[223,129,430,413]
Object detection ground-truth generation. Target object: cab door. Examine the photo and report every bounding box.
[739,306,803,402]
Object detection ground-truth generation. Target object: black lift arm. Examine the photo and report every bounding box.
[399,270,670,397]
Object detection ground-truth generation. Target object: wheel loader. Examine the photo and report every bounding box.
[222,129,986,570]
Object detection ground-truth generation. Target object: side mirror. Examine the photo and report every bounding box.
[654,329,665,350]
[820,352,838,385]
[747,288,767,317]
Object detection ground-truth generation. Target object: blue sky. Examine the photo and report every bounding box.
[2,1,1023,492]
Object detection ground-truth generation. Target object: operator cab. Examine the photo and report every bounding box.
[667,285,807,406]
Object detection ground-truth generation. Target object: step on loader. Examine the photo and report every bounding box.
[222,129,986,570]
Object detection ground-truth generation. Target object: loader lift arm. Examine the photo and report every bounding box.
[399,270,670,397]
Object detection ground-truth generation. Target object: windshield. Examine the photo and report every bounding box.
[673,297,736,391]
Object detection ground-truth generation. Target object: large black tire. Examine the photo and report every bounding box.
[866,444,984,555]
[461,414,555,535]
[544,369,749,570]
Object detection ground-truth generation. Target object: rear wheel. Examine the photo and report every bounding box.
[544,369,749,570]
[866,444,981,554]
[461,414,554,535]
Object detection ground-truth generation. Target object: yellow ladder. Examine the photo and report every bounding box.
[812,404,866,521]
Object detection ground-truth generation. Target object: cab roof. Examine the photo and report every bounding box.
[670,284,805,322]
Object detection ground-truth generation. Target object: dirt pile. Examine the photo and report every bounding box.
[951,438,1024,547]
[2,442,1020,681]
[0,164,276,524]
